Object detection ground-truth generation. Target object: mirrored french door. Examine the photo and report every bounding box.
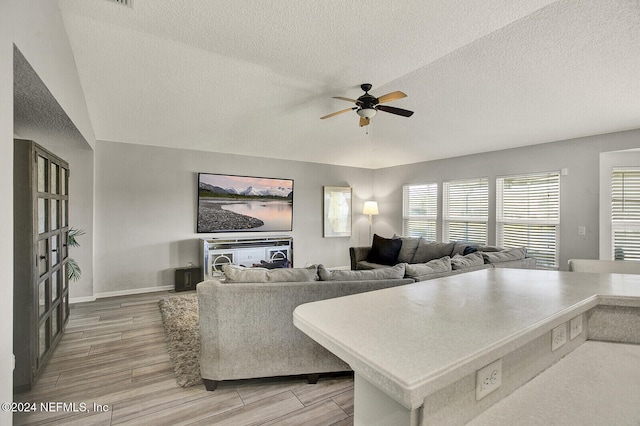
[35,146,70,371]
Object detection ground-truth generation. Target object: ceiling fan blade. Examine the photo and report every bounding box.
[376,105,414,117]
[377,91,407,104]
[333,96,359,103]
[320,107,356,120]
[359,117,370,127]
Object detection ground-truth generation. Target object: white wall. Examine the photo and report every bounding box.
[1,0,14,421]
[93,140,374,295]
[373,129,640,270]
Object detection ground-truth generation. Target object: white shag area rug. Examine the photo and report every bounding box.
[158,293,202,387]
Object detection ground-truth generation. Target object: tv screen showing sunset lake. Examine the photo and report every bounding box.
[197,173,294,233]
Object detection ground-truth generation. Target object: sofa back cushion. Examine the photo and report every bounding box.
[411,240,455,263]
[366,234,403,266]
[318,263,406,281]
[222,264,318,283]
[404,257,452,279]
[395,236,420,263]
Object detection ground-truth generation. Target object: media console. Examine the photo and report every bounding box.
[200,236,293,279]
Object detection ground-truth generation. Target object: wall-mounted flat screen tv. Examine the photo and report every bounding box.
[197,173,294,233]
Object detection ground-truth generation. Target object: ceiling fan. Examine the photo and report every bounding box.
[320,83,414,127]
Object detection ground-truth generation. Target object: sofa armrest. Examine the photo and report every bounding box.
[350,246,371,270]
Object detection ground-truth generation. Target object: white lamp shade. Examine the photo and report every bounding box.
[363,201,379,215]
[357,108,377,119]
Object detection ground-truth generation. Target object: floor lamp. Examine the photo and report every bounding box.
[363,201,379,243]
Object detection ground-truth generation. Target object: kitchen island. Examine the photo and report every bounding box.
[293,268,640,425]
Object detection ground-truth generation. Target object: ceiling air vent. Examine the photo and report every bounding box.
[105,0,133,7]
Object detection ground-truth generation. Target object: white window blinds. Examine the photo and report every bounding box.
[443,178,488,243]
[611,168,640,260]
[403,183,437,240]
[496,172,560,268]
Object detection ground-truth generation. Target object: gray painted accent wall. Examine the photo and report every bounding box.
[94,140,375,294]
[93,129,640,298]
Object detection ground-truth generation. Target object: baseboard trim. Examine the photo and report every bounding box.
[69,295,97,304]
[70,285,174,304]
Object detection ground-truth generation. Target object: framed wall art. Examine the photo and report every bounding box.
[323,186,352,237]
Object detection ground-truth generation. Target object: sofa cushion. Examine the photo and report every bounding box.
[404,257,451,279]
[355,260,387,270]
[395,236,420,263]
[411,240,455,263]
[450,252,485,270]
[222,264,318,283]
[366,234,403,266]
[318,263,406,281]
[481,247,526,264]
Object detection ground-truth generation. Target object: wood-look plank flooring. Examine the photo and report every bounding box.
[14,291,355,425]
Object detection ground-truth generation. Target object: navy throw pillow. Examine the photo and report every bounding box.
[463,245,478,255]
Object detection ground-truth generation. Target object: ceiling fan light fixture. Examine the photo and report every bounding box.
[321,84,413,125]
[357,108,377,119]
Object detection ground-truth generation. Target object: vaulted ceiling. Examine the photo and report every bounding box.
[57,0,640,168]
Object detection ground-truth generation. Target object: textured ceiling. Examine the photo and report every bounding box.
[57,0,640,168]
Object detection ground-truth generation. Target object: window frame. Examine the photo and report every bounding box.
[496,171,560,269]
[611,168,640,260]
[442,177,489,244]
[402,183,438,240]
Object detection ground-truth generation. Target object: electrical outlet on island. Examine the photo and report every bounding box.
[551,323,567,351]
[570,314,583,340]
[476,359,502,400]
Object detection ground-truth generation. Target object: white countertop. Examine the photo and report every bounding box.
[293,268,640,410]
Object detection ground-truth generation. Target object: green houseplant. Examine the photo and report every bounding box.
[67,227,85,281]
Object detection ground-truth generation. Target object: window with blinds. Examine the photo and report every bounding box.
[611,168,640,260]
[403,183,437,240]
[443,178,488,243]
[496,172,560,268]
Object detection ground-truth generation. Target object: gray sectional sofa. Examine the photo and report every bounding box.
[350,235,536,281]
[197,263,414,390]
[197,238,536,390]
